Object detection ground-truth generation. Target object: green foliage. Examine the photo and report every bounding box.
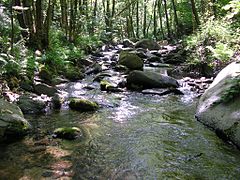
[206,42,234,62]
[184,17,239,66]
[220,76,240,103]
[223,0,240,20]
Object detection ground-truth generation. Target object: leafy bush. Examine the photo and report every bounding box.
[184,18,239,67]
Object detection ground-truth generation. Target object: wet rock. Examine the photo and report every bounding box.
[135,39,160,50]
[0,98,30,142]
[122,39,135,48]
[142,88,183,96]
[51,76,69,86]
[53,127,81,140]
[196,62,240,148]
[52,94,63,109]
[69,98,99,111]
[34,83,58,97]
[85,63,102,75]
[39,67,53,84]
[147,55,163,63]
[93,72,113,82]
[17,94,46,114]
[100,80,123,92]
[64,66,84,81]
[118,51,143,70]
[19,77,34,92]
[127,70,179,90]
[114,65,129,72]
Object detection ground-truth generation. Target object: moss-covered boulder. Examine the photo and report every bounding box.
[39,66,53,83]
[34,83,58,97]
[135,39,160,50]
[118,51,143,70]
[53,127,81,140]
[196,62,240,148]
[64,65,84,81]
[69,98,99,111]
[127,70,179,90]
[0,98,30,141]
[17,94,46,114]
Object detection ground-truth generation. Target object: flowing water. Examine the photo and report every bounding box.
[1,72,240,179]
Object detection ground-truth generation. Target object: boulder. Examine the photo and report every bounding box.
[39,67,53,83]
[64,65,84,81]
[118,51,143,70]
[135,39,160,50]
[17,94,46,114]
[196,62,240,147]
[127,70,179,90]
[69,98,99,111]
[122,39,135,48]
[0,98,30,141]
[53,127,81,140]
[34,83,58,97]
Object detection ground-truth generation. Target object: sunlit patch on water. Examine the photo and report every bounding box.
[109,99,139,123]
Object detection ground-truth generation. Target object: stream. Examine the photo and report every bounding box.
[1,78,240,179]
[1,46,240,179]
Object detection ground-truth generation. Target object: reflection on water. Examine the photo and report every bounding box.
[1,86,240,179]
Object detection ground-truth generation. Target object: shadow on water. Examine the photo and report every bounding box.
[1,90,240,179]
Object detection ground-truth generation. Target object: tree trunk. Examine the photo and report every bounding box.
[190,0,200,27]
[158,0,164,39]
[163,0,171,38]
[171,0,179,37]
[136,0,139,38]
[60,0,68,37]
[35,0,43,49]
[143,0,147,37]
[153,0,157,39]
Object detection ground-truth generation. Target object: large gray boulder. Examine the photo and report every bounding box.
[135,39,160,50]
[127,70,179,90]
[0,98,30,141]
[196,62,240,147]
[118,51,144,70]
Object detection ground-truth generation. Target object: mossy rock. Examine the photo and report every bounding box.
[69,98,99,111]
[7,77,19,90]
[64,65,84,81]
[39,66,53,83]
[0,98,30,142]
[135,39,160,50]
[118,51,143,70]
[53,127,81,140]
[100,80,115,91]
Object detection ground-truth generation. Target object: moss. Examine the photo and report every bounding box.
[100,80,114,91]
[219,77,240,103]
[53,127,81,140]
[64,65,84,81]
[119,51,143,70]
[69,98,99,111]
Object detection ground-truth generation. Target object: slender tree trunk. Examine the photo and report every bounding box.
[136,0,139,38]
[171,0,179,37]
[163,0,170,38]
[143,0,147,37]
[10,0,14,54]
[43,0,55,48]
[190,0,200,27]
[90,0,98,34]
[158,0,164,39]
[153,0,157,39]
[60,0,68,37]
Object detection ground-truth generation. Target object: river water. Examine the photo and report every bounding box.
[1,72,240,179]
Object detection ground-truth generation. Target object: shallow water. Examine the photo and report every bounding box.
[1,87,240,180]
